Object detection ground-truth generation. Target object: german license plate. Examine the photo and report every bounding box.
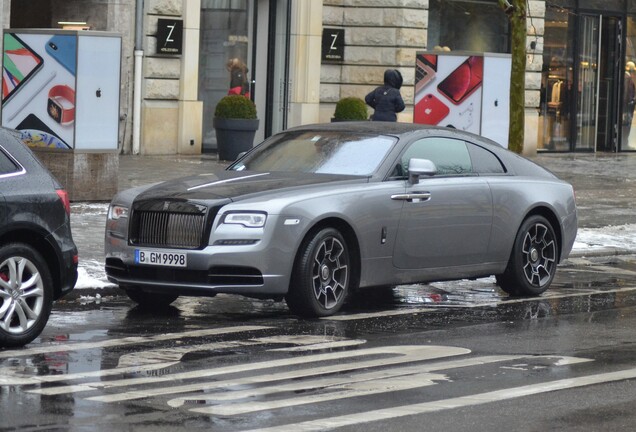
[135,249,187,267]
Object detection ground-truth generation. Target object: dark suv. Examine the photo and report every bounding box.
[0,129,78,348]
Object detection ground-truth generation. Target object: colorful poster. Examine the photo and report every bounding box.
[414,52,511,148]
[2,32,77,149]
[414,53,483,135]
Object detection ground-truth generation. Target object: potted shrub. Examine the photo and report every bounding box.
[332,97,368,122]
[213,95,259,161]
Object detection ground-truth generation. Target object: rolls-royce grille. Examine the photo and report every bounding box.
[129,201,215,249]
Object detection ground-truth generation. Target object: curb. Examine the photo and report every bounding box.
[567,247,635,259]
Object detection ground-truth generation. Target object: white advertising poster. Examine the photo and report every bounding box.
[75,35,121,150]
[481,54,511,148]
[414,51,512,148]
[2,32,77,149]
[414,53,483,135]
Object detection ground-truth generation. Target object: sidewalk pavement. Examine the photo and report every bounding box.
[69,151,636,294]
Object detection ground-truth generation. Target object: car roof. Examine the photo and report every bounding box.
[279,122,554,178]
[285,122,442,137]
[283,122,505,149]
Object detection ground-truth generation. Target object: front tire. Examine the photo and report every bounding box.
[497,215,558,296]
[122,286,179,308]
[286,227,351,317]
[0,243,53,348]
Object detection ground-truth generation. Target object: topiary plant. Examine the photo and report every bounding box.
[333,97,368,121]
[214,95,257,119]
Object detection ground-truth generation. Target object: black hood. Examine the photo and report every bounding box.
[134,171,366,203]
[384,69,403,90]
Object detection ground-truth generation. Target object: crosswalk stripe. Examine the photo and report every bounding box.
[175,354,588,415]
[11,336,360,390]
[0,325,271,359]
[196,372,444,416]
[240,366,636,432]
[79,345,470,402]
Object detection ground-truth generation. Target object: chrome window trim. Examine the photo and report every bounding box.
[0,144,26,179]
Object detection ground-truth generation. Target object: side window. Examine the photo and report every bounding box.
[0,149,19,176]
[401,137,472,175]
[467,143,506,174]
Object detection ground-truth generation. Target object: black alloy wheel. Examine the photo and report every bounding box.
[287,227,350,317]
[497,215,558,297]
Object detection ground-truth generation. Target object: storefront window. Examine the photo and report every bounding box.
[624,17,636,150]
[578,0,623,10]
[427,0,510,53]
[538,6,575,151]
[199,0,252,152]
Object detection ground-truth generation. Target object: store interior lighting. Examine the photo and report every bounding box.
[57,21,90,30]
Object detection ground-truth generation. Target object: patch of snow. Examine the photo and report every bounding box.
[574,224,636,251]
[74,264,115,290]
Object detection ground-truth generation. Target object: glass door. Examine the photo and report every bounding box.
[598,16,621,152]
[576,15,600,150]
[575,15,622,151]
[199,1,254,153]
[623,17,636,150]
[267,0,291,136]
[539,5,575,151]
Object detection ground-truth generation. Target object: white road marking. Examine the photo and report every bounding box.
[116,335,365,368]
[2,335,359,387]
[0,325,271,360]
[193,372,446,416]
[75,345,470,402]
[173,354,589,415]
[168,368,447,407]
[0,362,178,387]
[241,367,636,432]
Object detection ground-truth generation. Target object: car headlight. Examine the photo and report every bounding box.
[222,212,267,228]
[108,205,129,220]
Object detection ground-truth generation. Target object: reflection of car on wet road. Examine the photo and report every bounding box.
[105,122,577,317]
[0,129,78,347]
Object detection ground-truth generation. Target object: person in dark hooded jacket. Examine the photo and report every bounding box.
[365,69,405,121]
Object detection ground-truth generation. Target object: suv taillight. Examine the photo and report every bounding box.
[56,189,71,215]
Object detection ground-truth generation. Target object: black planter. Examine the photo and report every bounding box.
[213,117,259,161]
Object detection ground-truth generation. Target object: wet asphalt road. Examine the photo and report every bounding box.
[3,255,636,431]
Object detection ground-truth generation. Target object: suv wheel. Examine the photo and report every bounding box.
[0,243,53,347]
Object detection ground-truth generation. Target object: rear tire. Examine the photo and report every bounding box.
[0,243,53,348]
[497,215,558,297]
[286,227,351,317]
[123,286,179,308]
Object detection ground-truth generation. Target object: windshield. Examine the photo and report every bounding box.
[229,131,396,176]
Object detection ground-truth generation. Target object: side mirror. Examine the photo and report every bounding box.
[408,158,437,184]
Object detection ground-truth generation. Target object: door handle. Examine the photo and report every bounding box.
[391,192,431,202]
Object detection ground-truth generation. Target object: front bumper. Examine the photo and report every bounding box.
[105,213,302,298]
